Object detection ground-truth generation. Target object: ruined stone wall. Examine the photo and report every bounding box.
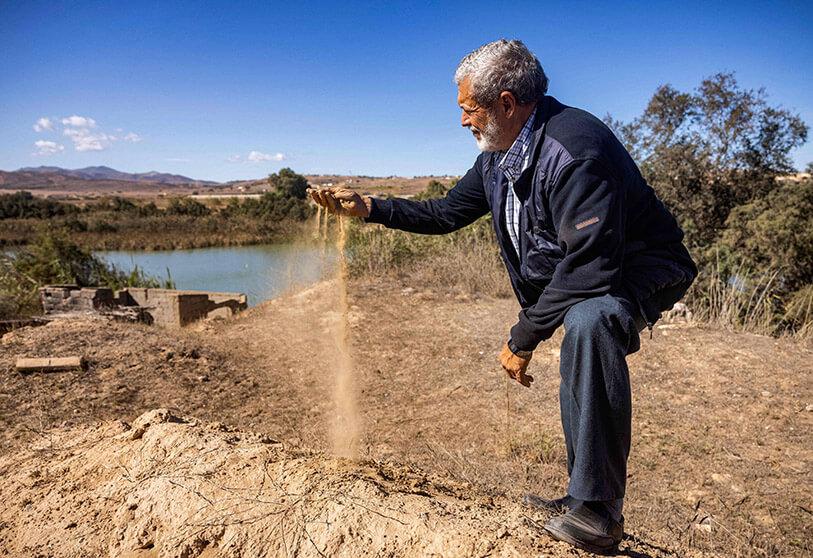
[40,286,115,314]
[40,286,247,328]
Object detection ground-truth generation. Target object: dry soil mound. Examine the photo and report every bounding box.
[0,409,557,558]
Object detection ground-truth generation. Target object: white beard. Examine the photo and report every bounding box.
[471,115,504,152]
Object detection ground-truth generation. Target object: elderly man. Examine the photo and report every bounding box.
[311,39,696,554]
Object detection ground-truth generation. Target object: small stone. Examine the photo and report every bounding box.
[695,516,713,533]
[196,375,209,382]
[761,391,771,397]
[805,404,813,412]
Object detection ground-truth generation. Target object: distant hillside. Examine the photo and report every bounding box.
[2,166,219,188]
[0,165,455,198]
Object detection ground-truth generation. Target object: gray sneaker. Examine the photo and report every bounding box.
[543,503,624,555]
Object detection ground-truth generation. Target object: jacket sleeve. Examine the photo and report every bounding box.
[509,158,626,351]
[364,154,490,234]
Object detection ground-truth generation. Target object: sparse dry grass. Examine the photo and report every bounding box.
[346,216,511,298]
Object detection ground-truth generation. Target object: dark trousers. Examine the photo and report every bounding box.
[559,293,646,502]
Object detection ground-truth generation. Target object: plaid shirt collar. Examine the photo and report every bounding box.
[497,107,537,183]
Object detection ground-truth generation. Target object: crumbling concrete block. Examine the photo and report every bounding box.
[40,285,247,328]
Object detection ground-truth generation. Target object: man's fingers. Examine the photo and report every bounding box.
[323,192,338,213]
[519,372,534,388]
[333,189,357,200]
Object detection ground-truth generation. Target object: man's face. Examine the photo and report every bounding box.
[457,77,506,152]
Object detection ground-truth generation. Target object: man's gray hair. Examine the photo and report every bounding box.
[455,39,548,106]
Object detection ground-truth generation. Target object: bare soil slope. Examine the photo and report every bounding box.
[0,409,551,557]
[1,279,810,557]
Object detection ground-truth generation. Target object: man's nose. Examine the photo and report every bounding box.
[461,111,471,127]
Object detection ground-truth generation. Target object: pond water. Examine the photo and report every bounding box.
[96,244,336,306]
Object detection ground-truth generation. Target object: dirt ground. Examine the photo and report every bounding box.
[1,278,811,557]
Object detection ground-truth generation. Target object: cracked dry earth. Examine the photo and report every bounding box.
[0,278,810,557]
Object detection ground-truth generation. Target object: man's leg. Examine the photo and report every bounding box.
[543,293,643,553]
[559,293,642,504]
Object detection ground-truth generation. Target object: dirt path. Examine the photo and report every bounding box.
[1,278,811,556]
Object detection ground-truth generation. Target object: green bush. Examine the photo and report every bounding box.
[166,197,211,217]
[716,177,813,294]
[222,191,313,222]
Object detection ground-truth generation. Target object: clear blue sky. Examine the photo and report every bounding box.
[1,1,811,182]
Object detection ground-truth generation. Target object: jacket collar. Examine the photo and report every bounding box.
[497,106,537,182]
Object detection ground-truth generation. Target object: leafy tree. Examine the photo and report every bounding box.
[268,168,309,199]
[607,73,808,253]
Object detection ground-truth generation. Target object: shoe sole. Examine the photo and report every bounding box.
[543,523,619,556]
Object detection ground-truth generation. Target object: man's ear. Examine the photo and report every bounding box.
[499,91,517,118]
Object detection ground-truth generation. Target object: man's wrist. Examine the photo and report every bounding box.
[507,337,533,359]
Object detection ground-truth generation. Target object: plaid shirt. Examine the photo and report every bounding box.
[498,107,537,256]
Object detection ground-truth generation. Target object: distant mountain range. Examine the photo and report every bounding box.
[3,165,219,187]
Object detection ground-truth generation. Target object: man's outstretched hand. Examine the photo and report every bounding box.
[499,343,534,388]
[308,187,371,218]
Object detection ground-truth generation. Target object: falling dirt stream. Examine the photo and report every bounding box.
[314,206,361,458]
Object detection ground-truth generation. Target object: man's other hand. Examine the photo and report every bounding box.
[307,187,371,218]
[499,343,534,388]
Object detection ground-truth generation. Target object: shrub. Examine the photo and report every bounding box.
[716,177,813,295]
[0,191,75,219]
[268,168,309,199]
[414,180,452,201]
[166,197,211,217]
